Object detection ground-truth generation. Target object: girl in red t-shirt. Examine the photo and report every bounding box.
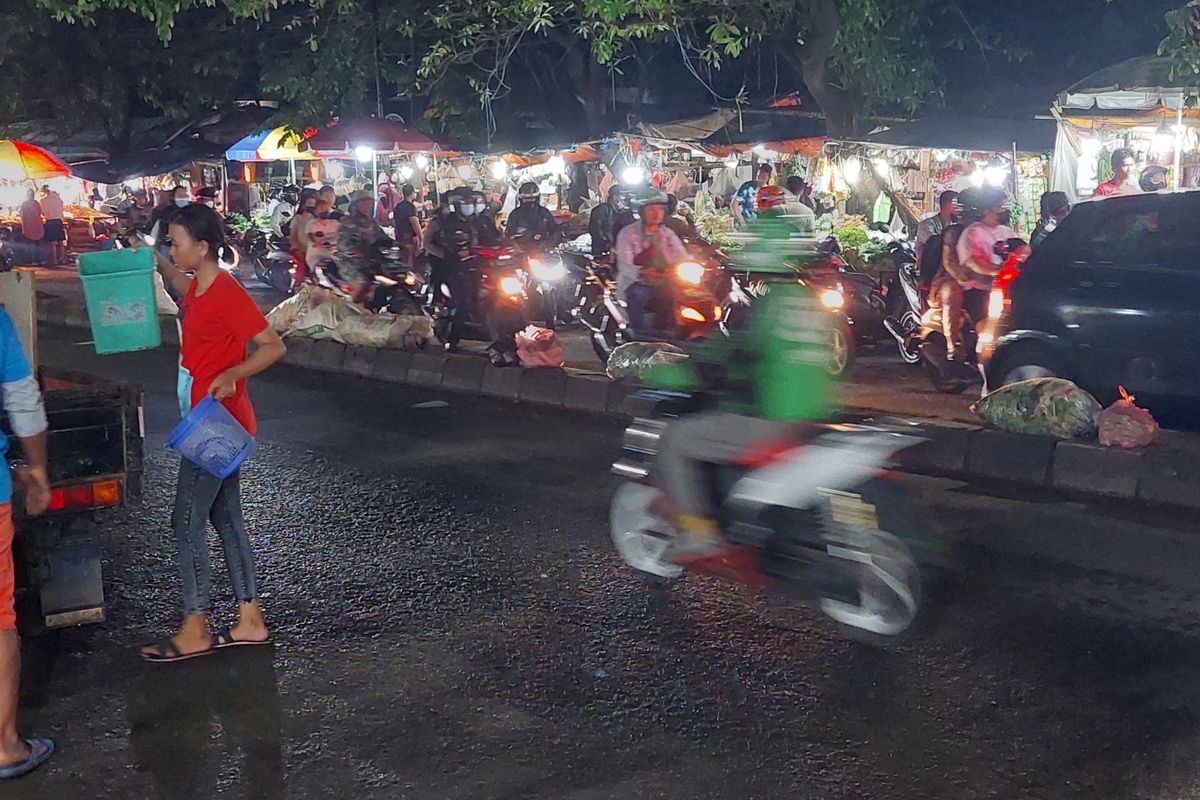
[140,204,287,663]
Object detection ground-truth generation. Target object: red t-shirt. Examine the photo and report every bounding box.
[178,271,268,435]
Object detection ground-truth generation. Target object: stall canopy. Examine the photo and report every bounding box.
[859,115,1057,154]
[1059,56,1195,112]
[306,118,443,153]
[226,126,317,162]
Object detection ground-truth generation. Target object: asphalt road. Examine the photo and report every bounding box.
[6,326,1200,800]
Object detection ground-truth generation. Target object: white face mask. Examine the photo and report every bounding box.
[175,198,190,208]
[461,205,476,216]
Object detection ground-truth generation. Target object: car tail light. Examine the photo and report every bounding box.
[47,479,122,514]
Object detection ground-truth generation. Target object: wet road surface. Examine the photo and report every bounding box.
[6,326,1200,799]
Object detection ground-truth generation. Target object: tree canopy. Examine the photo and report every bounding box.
[25,0,1194,146]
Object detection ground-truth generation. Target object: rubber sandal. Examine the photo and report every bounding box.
[140,638,217,664]
[0,738,54,780]
[212,629,272,650]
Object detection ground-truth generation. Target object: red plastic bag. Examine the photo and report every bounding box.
[1097,386,1159,449]
[515,325,565,369]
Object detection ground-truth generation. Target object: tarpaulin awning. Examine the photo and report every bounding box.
[1058,56,1198,111]
[306,118,443,153]
[637,110,739,142]
[226,126,317,162]
[854,115,1056,153]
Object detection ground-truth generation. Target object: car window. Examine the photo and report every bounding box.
[1157,196,1200,270]
[1078,198,1162,265]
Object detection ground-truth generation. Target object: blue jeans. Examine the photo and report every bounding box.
[171,459,259,615]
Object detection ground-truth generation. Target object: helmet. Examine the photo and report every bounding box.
[1139,165,1169,192]
[959,186,1007,222]
[606,185,625,203]
[630,187,668,209]
[518,182,540,201]
[349,190,372,204]
[756,185,787,212]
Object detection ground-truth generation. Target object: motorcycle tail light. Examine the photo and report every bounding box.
[680,306,706,323]
[989,262,1021,320]
[404,273,417,286]
[499,275,523,296]
[713,305,722,320]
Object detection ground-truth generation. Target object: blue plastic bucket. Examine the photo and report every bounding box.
[78,248,161,354]
[166,396,255,479]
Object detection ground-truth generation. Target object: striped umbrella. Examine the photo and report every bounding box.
[0,140,70,181]
[225,126,318,162]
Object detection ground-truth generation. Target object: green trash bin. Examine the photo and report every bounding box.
[77,248,162,354]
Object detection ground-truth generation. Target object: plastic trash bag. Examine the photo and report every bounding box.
[972,377,1102,439]
[606,341,685,381]
[1098,386,1159,449]
[288,294,363,340]
[516,325,565,369]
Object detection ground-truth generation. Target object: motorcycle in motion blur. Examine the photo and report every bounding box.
[611,392,929,637]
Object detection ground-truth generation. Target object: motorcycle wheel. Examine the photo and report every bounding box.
[817,480,923,639]
[825,321,856,378]
[591,315,621,363]
[919,334,973,394]
[610,483,684,581]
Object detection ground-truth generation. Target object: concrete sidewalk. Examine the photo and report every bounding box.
[37,271,1195,509]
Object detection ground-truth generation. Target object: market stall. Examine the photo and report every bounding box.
[1052,56,1200,203]
[831,115,1056,235]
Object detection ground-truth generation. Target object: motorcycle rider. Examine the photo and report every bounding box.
[505,182,560,241]
[433,188,498,349]
[956,186,1017,324]
[336,190,390,304]
[588,185,629,257]
[269,185,299,239]
[614,187,689,335]
[646,186,836,560]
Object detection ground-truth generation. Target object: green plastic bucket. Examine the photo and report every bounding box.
[78,249,162,354]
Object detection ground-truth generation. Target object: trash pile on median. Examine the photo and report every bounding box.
[606,341,685,381]
[266,286,435,350]
[972,378,1102,440]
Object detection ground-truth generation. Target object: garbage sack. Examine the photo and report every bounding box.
[1098,386,1159,449]
[516,325,565,369]
[288,294,363,340]
[387,314,436,350]
[606,341,685,381]
[972,377,1102,439]
[265,285,321,333]
[335,311,398,348]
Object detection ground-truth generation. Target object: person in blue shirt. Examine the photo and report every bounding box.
[0,309,53,780]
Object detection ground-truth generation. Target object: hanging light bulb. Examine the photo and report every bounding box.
[985,164,1008,186]
[1080,136,1103,159]
[490,160,509,180]
[1152,123,1175,155]
[547,155,566,174]
[354,145,374,163]
[842,155,862,184]
[620,166,646,185]
[398,165,414,181]
[415,154,430,169]
[872,158,890,178]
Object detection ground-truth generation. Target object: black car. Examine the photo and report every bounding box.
[982,191,1200,404]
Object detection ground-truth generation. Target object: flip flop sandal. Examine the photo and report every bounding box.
[212,629,273,650]
[0,738,54,780]
[140,638,217,664]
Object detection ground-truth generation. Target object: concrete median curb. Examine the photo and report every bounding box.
[40,295,1200,509]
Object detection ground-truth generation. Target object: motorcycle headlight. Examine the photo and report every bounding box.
[500,275,524,296]
[818,288,845,311]
[529,257,566,282]
[675,261,705,285]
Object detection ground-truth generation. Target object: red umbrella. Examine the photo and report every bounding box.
[0,140,70,181]
[306,118,442,153]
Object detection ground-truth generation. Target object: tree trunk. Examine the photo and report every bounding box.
[789,0,858,137]
[550,31,607,136]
